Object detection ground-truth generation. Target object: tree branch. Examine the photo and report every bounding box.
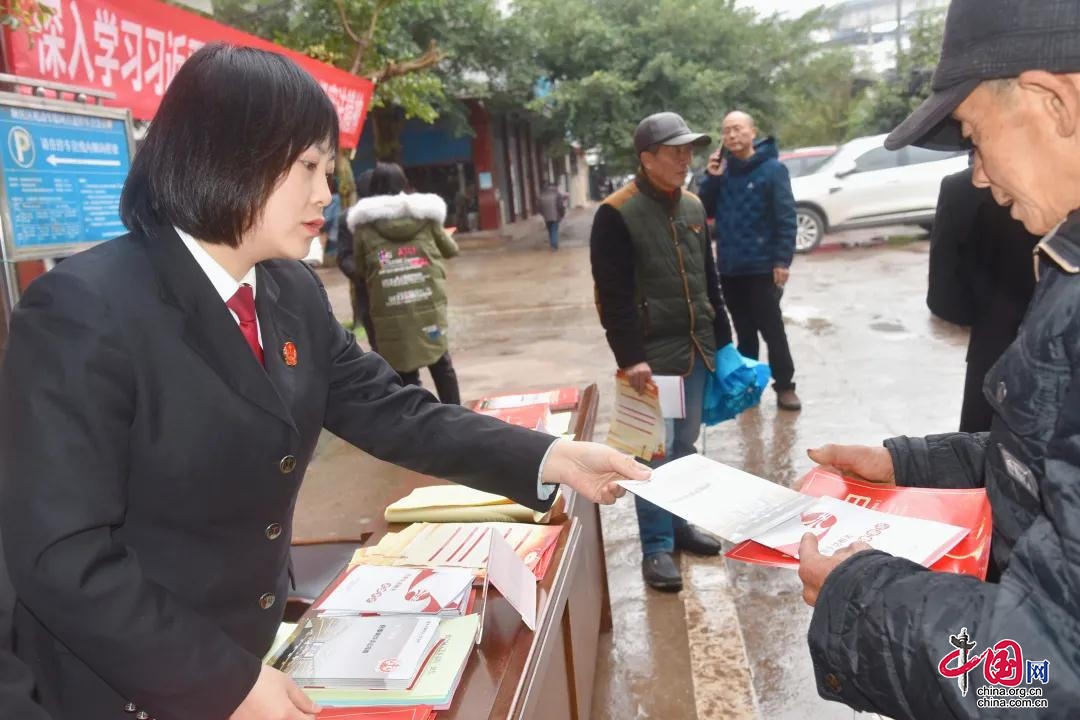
[334,0,360,46]
[348,0,393,75]
[376,40,447,83]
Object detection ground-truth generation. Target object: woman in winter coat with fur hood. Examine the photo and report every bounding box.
[346,162,461,403]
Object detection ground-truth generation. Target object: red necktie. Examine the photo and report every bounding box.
[226,283,264,366]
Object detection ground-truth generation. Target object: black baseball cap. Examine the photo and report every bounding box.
[634,112,711,155]
[886,0,1080,151]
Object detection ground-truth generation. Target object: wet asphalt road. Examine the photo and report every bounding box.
[296,206,968,719]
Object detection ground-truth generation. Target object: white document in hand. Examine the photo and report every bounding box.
[617,454,816,543]
[751,495,968,567]
[653,375,685,419]
[486,529,537,630]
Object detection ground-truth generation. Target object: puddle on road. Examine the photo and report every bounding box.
[782,305,834,334]
[870,320,907,333]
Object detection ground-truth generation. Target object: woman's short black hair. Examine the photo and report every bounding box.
[369,162,408,196]
[120,43,339,247]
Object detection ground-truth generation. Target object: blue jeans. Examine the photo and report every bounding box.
[635,353,709,556]
[545,221,559,249]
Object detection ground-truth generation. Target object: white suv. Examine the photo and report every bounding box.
[790,133,968,252]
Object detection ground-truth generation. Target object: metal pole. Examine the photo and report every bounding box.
[896,0,903,75]
[0,228,17,355]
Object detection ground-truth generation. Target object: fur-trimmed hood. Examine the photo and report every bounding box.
[347,192,447,231]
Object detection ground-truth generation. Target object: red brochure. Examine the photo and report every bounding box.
[725,467,992,579]
[474,403,551,433]
[476,387,580,412]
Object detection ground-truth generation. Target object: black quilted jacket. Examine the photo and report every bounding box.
[808,213,1080,719]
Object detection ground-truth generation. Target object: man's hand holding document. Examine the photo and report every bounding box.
[617,455,973,569]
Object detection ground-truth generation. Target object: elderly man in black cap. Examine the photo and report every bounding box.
[798,0,1080,716]
[589,112,732,590]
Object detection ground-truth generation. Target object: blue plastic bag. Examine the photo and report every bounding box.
[702,343,772,426]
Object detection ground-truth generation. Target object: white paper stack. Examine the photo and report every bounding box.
[300,614,481,710]
[270,615,442,690]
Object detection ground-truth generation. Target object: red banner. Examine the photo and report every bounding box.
[4,0,374,147]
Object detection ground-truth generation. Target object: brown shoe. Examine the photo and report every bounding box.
[777,388,802,411]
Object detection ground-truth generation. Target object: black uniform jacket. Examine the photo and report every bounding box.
[0,221,555,720]
[0,532,49,719]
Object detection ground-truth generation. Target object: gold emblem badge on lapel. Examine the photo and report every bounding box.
[282,341,298,367]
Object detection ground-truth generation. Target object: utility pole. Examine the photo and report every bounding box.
[895,0,904,74]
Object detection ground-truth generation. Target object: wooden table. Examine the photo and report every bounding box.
[306,384,611,720]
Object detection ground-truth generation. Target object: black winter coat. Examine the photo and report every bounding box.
[808,214,1080,718]
[927,169,1039,432]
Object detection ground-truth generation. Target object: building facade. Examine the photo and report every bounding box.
[822,0,949,77]
[350,101,588,233]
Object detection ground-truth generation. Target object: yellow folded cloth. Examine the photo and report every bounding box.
[384,484,564,524]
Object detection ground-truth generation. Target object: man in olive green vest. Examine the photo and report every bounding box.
[590,112,734,591]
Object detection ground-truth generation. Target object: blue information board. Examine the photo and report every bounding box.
[0,104,131,256]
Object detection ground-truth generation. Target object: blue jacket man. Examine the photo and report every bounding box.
[702,136,796,275]
[699,112,801,410]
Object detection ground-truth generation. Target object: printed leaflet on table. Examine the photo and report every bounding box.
[475,386,580,412]
[301,614,481,710]
[352,522,564,581]
[270,615,442,690]
[315,565,475,617]
[474,403,551,433]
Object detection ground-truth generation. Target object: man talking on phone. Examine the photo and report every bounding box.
[699,111,801,411]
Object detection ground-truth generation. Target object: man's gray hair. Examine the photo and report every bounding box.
[989,78,1016,94]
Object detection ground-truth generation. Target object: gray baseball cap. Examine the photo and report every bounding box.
[634,112,711,155]
[887,0,1080,151]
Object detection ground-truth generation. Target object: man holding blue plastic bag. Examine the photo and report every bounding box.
[704,344,772,426]
[590,112,736,591]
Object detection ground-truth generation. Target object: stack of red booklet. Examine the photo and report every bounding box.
[473,403,551,433]
[475,387,580,413]
[473,386,582,437]
[319,707,435,719]
[725,467,993,579]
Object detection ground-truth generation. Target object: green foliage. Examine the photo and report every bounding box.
[846,8,946,139]
[207,0,941,169]
[212,0,506,129]
[773,49,859,148]
[0,1,54,39]
[507,0,852,172]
